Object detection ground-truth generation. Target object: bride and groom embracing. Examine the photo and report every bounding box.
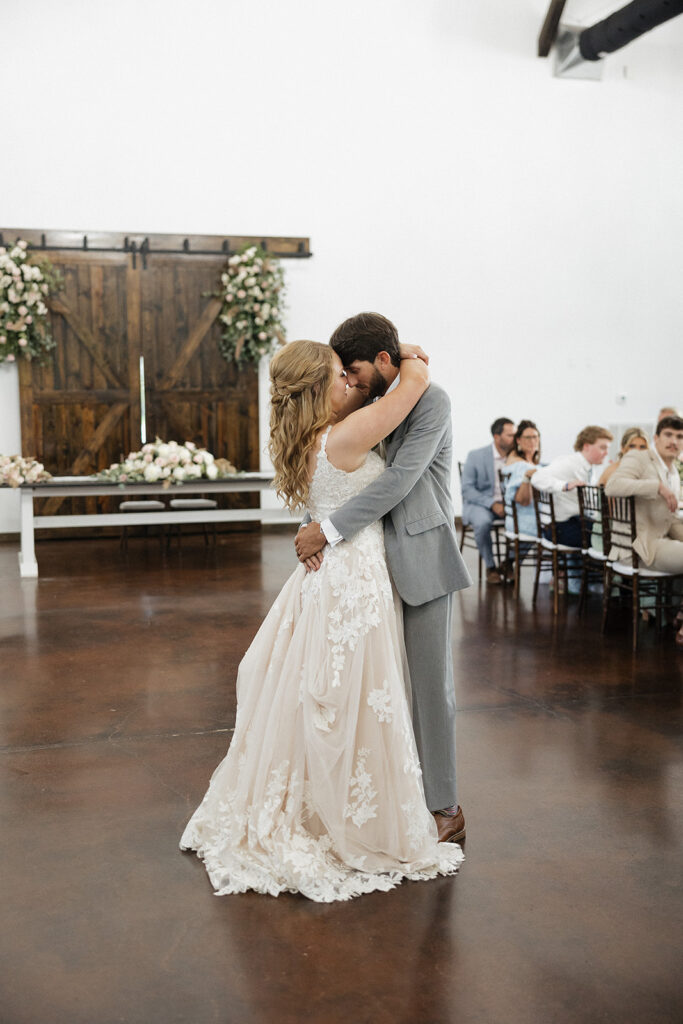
[180,312,473,902]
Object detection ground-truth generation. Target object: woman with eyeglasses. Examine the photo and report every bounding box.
[503,420,542,538]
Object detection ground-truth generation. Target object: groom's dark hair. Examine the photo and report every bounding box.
[329,312,401,368]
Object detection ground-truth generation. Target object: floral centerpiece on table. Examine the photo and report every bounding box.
[0,454,51,487]
[215,245,286,367]
[96,439,237,486]
[0,240,61,365]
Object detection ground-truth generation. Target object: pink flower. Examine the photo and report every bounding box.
[18,338,28,347]
[7,353,15,361]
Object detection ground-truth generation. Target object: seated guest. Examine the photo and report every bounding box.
[658,408,683,488]
[504,419,541,539]
[605,415,683,648]
[531,425,613,594]
[598,427,650,487]
[656,405,681,423]
[461,417,515,584]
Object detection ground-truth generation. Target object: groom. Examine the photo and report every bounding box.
[295,312,472,842]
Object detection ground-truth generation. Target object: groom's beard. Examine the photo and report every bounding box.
[364,368,387,402]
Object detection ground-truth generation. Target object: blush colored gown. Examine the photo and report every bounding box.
[180,428,463,901]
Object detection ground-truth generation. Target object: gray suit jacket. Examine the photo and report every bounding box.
[328,382,472,606]
[461,443,496,518]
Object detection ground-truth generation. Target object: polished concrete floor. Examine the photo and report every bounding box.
[1,531,681,1024]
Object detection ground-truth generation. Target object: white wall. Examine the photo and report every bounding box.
[2,0,682,530]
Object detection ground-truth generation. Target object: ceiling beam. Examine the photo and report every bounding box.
[538,0,567,57]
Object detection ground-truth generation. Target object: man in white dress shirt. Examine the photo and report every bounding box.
[531,425,613,594]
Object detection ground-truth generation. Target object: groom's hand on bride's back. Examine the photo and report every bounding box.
[295,521,327,569]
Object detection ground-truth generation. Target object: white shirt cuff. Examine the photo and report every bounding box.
[321,518,343,546]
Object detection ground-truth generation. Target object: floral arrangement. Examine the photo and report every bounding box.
[215,245,286,367]
[0,240,60,364]
[0,454,51,487]
[96,439,237,485]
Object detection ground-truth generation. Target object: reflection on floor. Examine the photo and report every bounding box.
[1,532,681,1024]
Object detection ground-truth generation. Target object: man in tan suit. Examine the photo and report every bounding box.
[605,414,683,647]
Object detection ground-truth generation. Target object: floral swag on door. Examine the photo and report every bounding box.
[214,246,286,367]
[0,240,61,365]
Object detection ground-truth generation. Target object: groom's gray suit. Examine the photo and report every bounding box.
[326,382,472,811]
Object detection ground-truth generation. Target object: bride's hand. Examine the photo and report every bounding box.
[399,351,430,387]
[399,342,429,365]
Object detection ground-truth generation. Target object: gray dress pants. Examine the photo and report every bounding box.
[402,592,457,813]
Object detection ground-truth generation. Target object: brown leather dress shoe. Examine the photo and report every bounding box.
[486,568,502,585]
[433,806,466,843]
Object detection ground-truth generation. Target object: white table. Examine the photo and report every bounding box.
[11,474,296,578]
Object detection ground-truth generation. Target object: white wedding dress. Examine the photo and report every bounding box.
[180,429,463,901]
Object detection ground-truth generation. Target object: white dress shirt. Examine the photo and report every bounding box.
[653,449,681,500]
[531,452,595,522]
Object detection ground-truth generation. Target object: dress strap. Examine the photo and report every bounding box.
[319,425,332,455]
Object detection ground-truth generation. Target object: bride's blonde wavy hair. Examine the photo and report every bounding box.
[268,340,336,510]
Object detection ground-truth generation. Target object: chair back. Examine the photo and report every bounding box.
[603,494,638,567]
[577,485,604,551]
[532,488,555,541]
[499,468,519,533]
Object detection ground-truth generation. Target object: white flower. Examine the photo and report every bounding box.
[143,463,162,482]
[205,462,218,479]
[156,443,171,459]
[172,466,186,481]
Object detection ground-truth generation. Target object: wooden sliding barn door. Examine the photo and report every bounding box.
[19,252,136,481]
[138,255,259,468]
[19,251,260,479]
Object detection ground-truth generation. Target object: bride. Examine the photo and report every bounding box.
[180,340,463,901]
